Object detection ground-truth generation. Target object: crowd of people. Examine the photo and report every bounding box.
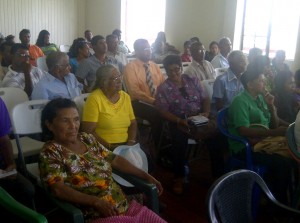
[0,27,300,221]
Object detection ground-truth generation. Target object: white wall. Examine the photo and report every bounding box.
[0,0,85,46]
[0,0,299,72]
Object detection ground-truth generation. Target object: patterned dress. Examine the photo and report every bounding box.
[39,132,128,220]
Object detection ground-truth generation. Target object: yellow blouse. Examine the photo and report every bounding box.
[82,89,135,144]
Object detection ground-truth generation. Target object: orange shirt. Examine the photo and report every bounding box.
[123,59,165,104]
[29,45,44,66]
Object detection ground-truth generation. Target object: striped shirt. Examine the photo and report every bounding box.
[2,65,45,90]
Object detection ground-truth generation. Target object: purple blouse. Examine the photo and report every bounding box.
[0,98,11,137]
[155,74,206,118]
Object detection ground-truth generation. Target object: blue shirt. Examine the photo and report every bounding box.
[211,68,244,114]
[69,57,78,74]
[31,72,83,100]
[211,53,229,69]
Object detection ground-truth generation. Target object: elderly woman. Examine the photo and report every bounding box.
[155,55,217,194]
[81,65,137,150]
[39,98,165,223]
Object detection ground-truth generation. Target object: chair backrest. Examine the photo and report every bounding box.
[73,93,90,119]
[0,186,48,223]
[11,100,49,135]
[0,87,29,116]
[59,44,70,53]
[201,79,215,100]
[36,56,48,72]
[182,62,191,73]
[215,68,227,77]
[206,169,257,223]
[286,122,300,163]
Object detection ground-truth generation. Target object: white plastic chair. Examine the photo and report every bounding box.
[0,87,29,117]
[201,79,215,100]
[59,44,70,53]
[215,68,227,77]
[36,56,48,72]
[10,99,49,175]
[182,62,191,73]
[73,93,90,119]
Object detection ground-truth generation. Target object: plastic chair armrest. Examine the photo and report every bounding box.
[0,187,47,223]
[43,186,84,223]
[112,169,159,214]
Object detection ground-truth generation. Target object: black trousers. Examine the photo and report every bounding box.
[132,100,163,149]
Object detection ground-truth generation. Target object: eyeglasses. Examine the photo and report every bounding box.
[110,74,123,82]
[143,47,152,52]
[16,53,30,58]
[169,66,182,73]
[57,64,70,69]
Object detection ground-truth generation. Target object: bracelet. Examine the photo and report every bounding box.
[128,139,136,143]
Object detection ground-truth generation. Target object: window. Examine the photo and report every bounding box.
[121,0,166,52]
[233,0,300,60]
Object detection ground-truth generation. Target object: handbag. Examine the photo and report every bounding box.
[253,136,291,158]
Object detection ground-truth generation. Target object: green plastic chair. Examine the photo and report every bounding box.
[0,186,47,223]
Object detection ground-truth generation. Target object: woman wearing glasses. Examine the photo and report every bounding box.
[82,65,137,151]
[155,55,214,194]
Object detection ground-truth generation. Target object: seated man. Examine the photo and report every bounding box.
[106,34,128,67]
[0,97,35,216]
[185,41,215,81]
[2,43,44,96]
[76,35,123,92]
[123,39,165,148]
[212,50,247,114]
[19,29,44,66]
[31,51,83,100]
[228,64,297,204]
[211,37,232,69]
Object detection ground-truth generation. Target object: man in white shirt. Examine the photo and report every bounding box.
[106,34,128,67]
[2,43,44,96]
[211,37,232,69]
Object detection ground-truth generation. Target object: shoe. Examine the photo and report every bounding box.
[172,177,184,195]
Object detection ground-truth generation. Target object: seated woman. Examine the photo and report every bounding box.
[39,98,165,223]
[68,38,90,74]
[155,55,219,194]
[272,70,298,124]
[36,30,59,56]
[204,41,219,62]
[81,65,137,150]
[228,64,297,204]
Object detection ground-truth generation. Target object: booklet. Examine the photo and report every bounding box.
[0,169,17,179]
[188,115,209,126]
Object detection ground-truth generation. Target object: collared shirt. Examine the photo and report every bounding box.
[211,53,229,69]
[185,60,215,81]
[123,59,165,104]
[2,65,45,90]
[76,55,123,89]
[106,51,128,67]
[228,90,271,153]
[31,72,83,100]
[212,68,244,110]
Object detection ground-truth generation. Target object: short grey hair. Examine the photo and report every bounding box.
[46,51,68,71]
[228,50,247,64]
[93,64,118,90]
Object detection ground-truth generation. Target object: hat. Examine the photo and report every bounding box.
[112,143,148,187]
